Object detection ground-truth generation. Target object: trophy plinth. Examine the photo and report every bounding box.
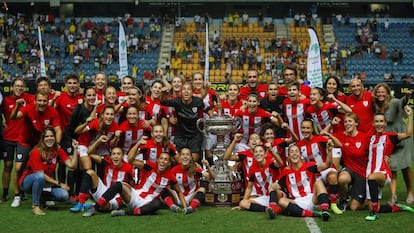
[197,114,242,206]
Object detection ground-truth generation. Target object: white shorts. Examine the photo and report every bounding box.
[294,194,314,210]
[365,170,391,200]
[91,179,121,210]
[129,188,157,209]
[251,195,270,207]
[203,133,217,150]
[332,148,342,159]
[317,167,338,183]
[170,189,193,206]
[78,145,89,157]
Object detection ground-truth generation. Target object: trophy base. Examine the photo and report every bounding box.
[204,192,242,207]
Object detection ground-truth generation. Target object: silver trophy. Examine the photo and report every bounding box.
[196,107,242,206]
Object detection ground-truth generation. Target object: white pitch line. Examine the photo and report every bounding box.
[305,217,322,233]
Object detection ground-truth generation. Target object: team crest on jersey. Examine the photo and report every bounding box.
[259,92,266,98]
[17,153,22,160]
[160,177,169,186]
[192,107,198,113]
[363,101,368,107]
[44,119,50,125]
[247,157,253,167]
[355,142,361,148]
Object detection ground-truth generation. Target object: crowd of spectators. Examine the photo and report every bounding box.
[0,12,163,82]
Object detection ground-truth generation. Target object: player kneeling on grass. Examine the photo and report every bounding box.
[70,145,135,213]
[269,143,334,221]
[162,147,215,214]
[238,144,284,219]
[83,152,174,217]
[365,107,414,221]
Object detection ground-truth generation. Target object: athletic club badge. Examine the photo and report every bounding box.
[44,119,50,126]
[356,142,361,148]
[363,101,368,107]
[192,107,197,113]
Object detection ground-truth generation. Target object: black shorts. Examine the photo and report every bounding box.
[2,140,17,161]
[174,133,203,155]
[61,134,75,155]
[16,143,32,164]
[341,167,366,204]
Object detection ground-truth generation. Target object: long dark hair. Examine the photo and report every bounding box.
[181,147,197,177]
[36,126,58,161]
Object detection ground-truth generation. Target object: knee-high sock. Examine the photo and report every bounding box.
[139,199,163,215]
[368,179,379,213]
[317,193,330,211]
[161,191,175,208]
[286,203,317,217]
[190,191,204,209]
[249,203,266,212]
[327,184,339,204]
[96,182,122,209]
[58,163,67,183]
[67,170,75,196]
[78,172,92,204]
[269,190,278,206]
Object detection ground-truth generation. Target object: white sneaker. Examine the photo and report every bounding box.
[11,196,21,208]
[46,201,55,206]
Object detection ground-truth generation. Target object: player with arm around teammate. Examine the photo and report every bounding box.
[364,106,414,221]
[163,147,215,214]
[70,146,135,213]
[268,143,334,221]
[84,152,174,217]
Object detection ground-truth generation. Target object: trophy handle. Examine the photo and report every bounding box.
[196,118,207,135]
[232,116,242,133]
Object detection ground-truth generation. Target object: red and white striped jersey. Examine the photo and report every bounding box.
[118,120,146,155]
[278,162,318,199]
[171,165,203,197]
[271,138,290,167]
[297,135,329,164]
[102,157,135,186]
[367,132,399,177]
[220,99,243,116]
[283,98,310,139]
[248,158,275,196]
[78,118,119,156]
[145,96,166,124]
[135,161,174,199]
[234,108,272,144]
[164,105,177,138]
[138,139,177,163]
[306,102,339,132]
